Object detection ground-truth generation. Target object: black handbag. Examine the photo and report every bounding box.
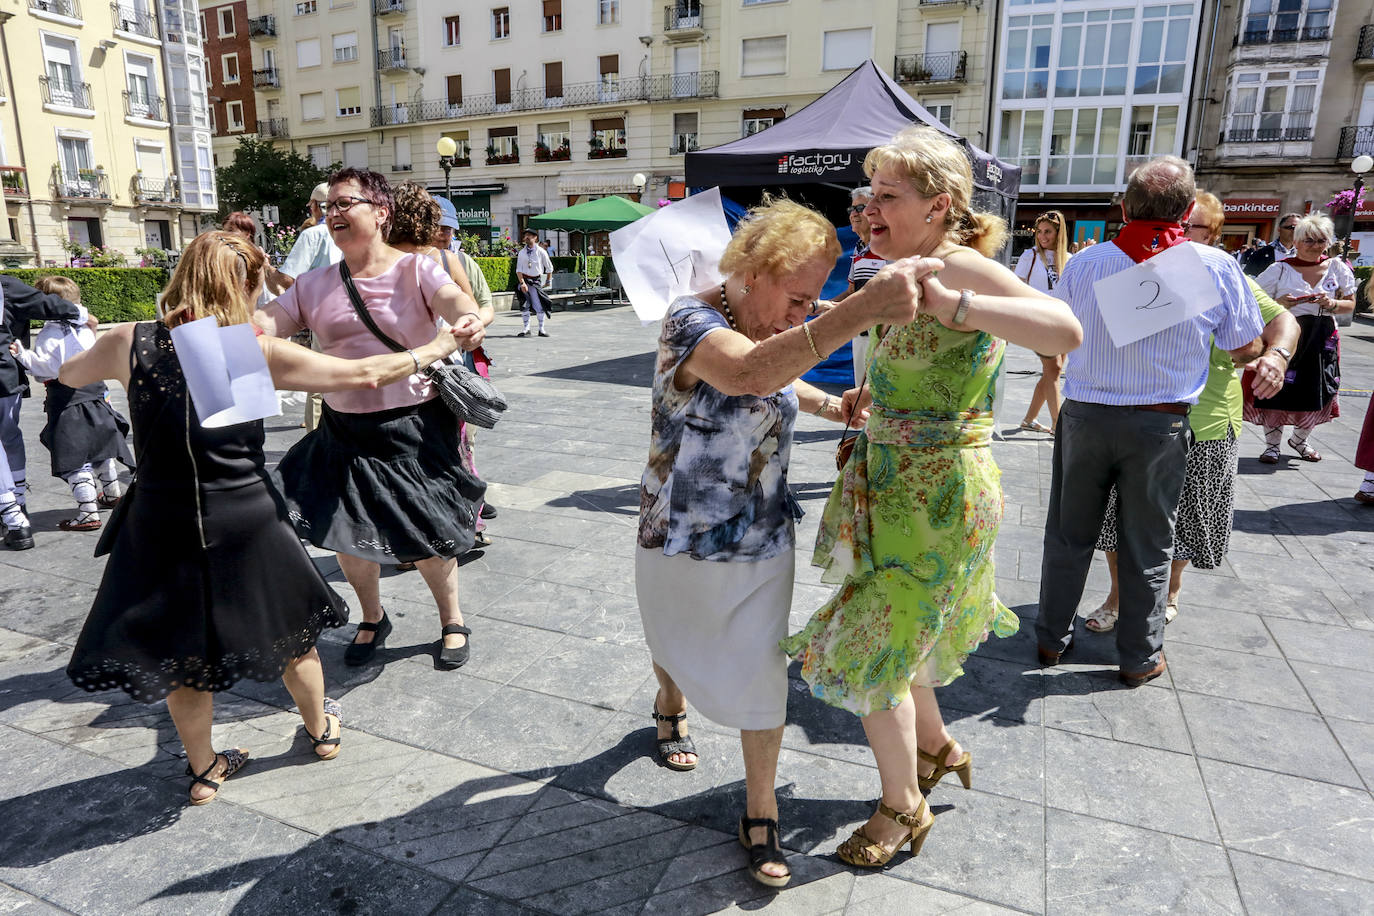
[339,262,507,429]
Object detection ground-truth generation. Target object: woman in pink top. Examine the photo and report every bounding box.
[256,168,487,671]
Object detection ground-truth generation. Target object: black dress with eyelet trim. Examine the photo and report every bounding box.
[67,322,349,703]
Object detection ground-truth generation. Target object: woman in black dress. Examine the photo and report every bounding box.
[61,231,473,805]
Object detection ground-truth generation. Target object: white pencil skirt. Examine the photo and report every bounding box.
[635,546,793,731]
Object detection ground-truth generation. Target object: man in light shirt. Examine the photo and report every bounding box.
[1242,211,1300,278]
[274,181,343,430]
[515,228,554,338]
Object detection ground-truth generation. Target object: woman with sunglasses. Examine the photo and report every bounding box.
[255,168,489,671]
[1014,211,1071,434]
[1245,213,1358,463]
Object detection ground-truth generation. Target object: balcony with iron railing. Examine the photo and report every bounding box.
[257,118,289,138]
[134,174,180,205]
[664,4,703,36]
[1224,124,1314,143]
[374,0,403,14]
[377,47,408,71]
[248,14,276,37]
[1357,24,1374,63]
[1238,25,1330,45]
[669,133,699,154]
[30,0,81,19]
[111,3,158,38]
[893,51,967,83]
[370,71,719,126]
[53,167,111,202]
[0,167,29,200]
[171,103,206,126]
[40,75,94,110]
[123,89,166,121]
[253,68,280,88]
[1338,125,1374,159]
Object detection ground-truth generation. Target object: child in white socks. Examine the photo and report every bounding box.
[8,276,131,531]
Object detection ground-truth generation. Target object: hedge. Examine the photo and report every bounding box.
[1,268,167,323]
[1356,265,1371,313]
[471,256,614,292]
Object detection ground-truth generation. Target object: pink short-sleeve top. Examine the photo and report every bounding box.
[269,253,455,414]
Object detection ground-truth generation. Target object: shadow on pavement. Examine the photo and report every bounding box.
[531,352,654,388]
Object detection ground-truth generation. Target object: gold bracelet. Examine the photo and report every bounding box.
[812,395,831,416]
[802,321,823,360]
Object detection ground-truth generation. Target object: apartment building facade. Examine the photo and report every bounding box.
[0,0,215,265]
[1191,0,1374,250]
[989,0,1206,248]
[202,0,258,159]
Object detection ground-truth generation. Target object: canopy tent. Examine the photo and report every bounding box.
[528,195,654,281]
[684,60,1021,258]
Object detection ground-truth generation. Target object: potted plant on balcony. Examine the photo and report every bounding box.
[588,136,627,160]
[484,142,518,166]
[552,139,571,161]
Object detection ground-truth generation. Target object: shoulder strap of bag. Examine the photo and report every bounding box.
[1036,247,1055,289]
[339,261,407,354]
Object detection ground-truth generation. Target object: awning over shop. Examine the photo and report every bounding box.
[556,171,641,196]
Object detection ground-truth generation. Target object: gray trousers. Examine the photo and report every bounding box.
[1036,399,1191,671]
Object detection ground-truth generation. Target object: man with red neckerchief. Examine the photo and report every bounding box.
[1034,157,1274,686]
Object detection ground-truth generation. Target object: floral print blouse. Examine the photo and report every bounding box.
[637,296,799,562]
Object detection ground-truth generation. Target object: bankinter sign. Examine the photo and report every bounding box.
[777,152,853,176]
[1222,198,1282,217]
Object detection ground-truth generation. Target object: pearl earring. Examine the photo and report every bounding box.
[925,214,934,223]
[742,284,751,294]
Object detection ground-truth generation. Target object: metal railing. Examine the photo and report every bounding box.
[370,70,719,126]
[248,14,276,37]
[374,0,404,13]
[1239,25,1330,44]
[670,133,699,154]
[664,5,702,31]
[123,89,165,120]
[1338,125,1374,158]
[253,68,280,88]
[257,118,289,138]
[1357,24,1374,61]
[171,103,205,126]
[377,48,408,71]
[53,168,110,201]
[111,3,158,37]
[29,0,81,18]
[40,75,93,109]
[135,175,180,204]
[1224,125,1314,143]
[0,167,29,199]
[893,51,967,83]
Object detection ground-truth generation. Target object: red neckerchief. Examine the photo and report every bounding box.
[1280,255,1328,268]
[1113,220,1188,264]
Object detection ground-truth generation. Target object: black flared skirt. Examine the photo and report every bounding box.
[39,388,134,478]
[274,397,485,563]
[68,474,350,703]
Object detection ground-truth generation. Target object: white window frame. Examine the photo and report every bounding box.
[341,139,368,168]
[491,7,510,40]
[821,27,871,71]
[221,52,240,84]
[301,90,324,121]
[741,35,787,77]
[218,7,235,36]
[296,38,321,69]
[443,15,460,47]
[295,0,317,15]
[226,99,244,131]
[336,87,361,117]
[1221,68,1322,144]
[333,32,358,63]
[596,0,618,25]
[923,100,954,129]
[307,143,332,167]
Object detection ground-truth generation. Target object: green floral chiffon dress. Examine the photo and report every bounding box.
[781,313,1019,716]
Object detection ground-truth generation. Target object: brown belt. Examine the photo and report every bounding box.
[1132,402,1190,416]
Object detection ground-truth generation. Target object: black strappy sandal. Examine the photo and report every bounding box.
[738,816,791,888]
[306,698,343,760]
[185,748,250,806]
[437,624,471,670]
[344,612,392,667]
[651,705,697,771]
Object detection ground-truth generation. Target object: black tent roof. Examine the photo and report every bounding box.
[684,60,1020,200]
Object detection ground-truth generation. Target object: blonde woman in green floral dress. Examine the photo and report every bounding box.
[782,127,1082,868]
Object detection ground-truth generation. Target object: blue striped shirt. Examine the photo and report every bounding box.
[1060,241,1265,405]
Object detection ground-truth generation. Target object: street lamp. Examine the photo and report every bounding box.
[1345,154,1373,245]
[632,171,647,202]
[436,136,458,203]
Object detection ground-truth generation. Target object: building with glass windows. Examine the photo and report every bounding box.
[1191,0,1373,253]
[990,0,1204,252]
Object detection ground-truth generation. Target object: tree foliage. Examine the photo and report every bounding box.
[215,138,332,225]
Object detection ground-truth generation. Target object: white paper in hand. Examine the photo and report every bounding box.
[170,316,281,427]
[1092,243,1222,348]
[610,187,732,322]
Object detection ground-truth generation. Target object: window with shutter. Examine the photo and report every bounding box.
[494,68,511,104]
[446,74,463,106]
[544,61,563,98]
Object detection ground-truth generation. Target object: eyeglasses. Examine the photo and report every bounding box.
[848,204,868,214]
[1280,223,1297,230]
[324,196,376,215]
[1181,222,1213,232]
[1036,213,1062,224]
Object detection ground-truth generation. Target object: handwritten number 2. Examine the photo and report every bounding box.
[1135,279,1171,311]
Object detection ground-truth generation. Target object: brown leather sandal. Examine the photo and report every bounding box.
[836,798,934,868]
[917,738,972,793]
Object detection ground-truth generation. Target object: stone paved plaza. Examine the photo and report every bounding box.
[1,302,1373,915]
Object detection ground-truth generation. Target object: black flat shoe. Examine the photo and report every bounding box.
[437,624,471,669]
[3,526,33,550]
[479,503,497,520]
[344,612,392,667]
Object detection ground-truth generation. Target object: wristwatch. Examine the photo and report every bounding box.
[953,288,974,326]
[1265,345,1292,363]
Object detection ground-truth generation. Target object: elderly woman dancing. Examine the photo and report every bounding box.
[636,198,926,887]
[782,127,1081,868]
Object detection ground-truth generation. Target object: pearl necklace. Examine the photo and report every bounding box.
[718,282,739,331]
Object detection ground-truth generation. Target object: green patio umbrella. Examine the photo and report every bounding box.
[527,195,653,282]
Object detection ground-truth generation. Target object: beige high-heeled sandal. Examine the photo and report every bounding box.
[917,738,972,793]
[836,797,934,868]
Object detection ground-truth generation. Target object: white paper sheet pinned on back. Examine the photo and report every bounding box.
[610,187,732,322]
[170,316,281,427]
[1091,243,1222,348]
